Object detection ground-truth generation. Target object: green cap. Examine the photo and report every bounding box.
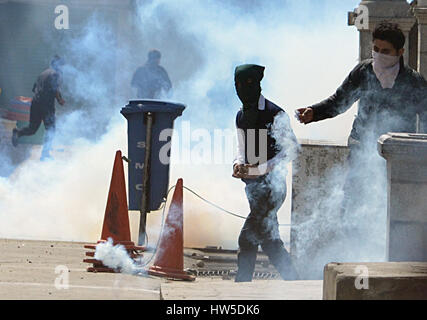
[234,64,265,82]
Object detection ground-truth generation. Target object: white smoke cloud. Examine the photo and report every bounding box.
[290,136,388,279]
[94,237,141,275]
[133,0,360,251]
[0,117,126,241]
[0,1,365,263]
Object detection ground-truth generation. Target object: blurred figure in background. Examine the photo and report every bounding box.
[12,55,66,160]
[131,49,172,99]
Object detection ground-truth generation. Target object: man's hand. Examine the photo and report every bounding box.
[296,108,314,124]
[232,164,247,179]
[241,164,261,179]
[233,163,262,179]
[56,92,65,106]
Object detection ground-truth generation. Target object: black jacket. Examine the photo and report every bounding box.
[32,68,61,110]
[310,59,427,142]
[236,98,295,165]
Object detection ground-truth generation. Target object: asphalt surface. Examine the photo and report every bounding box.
[0,238,323,300]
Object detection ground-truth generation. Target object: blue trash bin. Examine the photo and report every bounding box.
[121,99,185,213]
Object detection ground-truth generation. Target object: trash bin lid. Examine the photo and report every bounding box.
[121,99,186,116]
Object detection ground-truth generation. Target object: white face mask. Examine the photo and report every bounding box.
[372,51,400,68]
[372,50,401,89]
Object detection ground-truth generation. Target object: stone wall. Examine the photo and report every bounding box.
[378,133,427,262]
[291,140,349,280]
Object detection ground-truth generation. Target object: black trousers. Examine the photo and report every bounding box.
[235,174,299,282]
[17,100,55,136]
[17,100,55,156]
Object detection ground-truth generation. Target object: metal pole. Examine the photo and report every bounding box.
[138,112,153,246]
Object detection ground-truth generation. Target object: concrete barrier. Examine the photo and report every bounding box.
[323,262,427,300]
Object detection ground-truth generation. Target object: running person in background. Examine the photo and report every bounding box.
[131,49,172,99]
[12,55,65,160]
[232,64,300,282]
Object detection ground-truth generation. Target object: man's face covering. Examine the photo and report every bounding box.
[235,64,265,104]
[234,64,265,127]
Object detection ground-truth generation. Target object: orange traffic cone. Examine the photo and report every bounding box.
[148,178,195,281]
[83,150,145,272]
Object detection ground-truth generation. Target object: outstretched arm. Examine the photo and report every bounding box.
[296,62,365,124]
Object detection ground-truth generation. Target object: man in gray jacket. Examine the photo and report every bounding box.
[296,22,426,237]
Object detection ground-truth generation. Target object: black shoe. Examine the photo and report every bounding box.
[11,129,18,147]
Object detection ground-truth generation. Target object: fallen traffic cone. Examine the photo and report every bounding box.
[83,150,144,273]
[148,178,195,281]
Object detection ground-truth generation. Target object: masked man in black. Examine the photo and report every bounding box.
[232,64,300,282]
[12,55,65,160]
[296,22,427,238]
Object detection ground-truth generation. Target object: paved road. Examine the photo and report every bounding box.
[0,238,163,299]
[0,239,323,300]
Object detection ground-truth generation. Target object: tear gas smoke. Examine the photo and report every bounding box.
[290,136,388,279]
[94,238,139,274]
[0,1,371,281]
